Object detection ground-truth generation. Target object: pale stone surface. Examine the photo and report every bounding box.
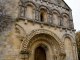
[0,0,78,60]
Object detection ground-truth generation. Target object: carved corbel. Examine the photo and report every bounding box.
[59,53,66,60]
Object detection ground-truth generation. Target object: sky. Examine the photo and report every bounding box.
[64,0,80,31]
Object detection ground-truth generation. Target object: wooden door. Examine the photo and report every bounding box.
[35,46,46,60]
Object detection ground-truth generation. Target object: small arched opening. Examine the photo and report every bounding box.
[40,12,44,22]
[40,9,47,22]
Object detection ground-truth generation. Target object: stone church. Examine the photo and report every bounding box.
[0,0,78,60]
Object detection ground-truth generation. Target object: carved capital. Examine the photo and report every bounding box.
[21,50,30,55]
[59,52,66,59]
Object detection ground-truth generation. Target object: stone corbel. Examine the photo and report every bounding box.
[20,36,26,41]
[24,20,28,24]
[41,23,44,28]
[59,53,66,60]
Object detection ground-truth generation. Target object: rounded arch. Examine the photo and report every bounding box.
[61,13,70,28]
[61,13,70,18]
[21,29,65,54]
[51,9,60,16]
[63,34,74,60]
[40,8,47,22]
[27,34,60,52]
[25,1,36,19]
[38,5,50,22]
[62,34,75,44]
[28,40,53,60]
[51,9,60,25]
[38,5,50,14]
[25,1,37,9]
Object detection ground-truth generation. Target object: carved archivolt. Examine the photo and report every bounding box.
[15,24,26,41]
[21,29,65,54]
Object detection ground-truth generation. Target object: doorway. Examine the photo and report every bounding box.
[35,46,46,60]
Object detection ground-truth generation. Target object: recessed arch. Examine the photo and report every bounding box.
[62,34,75,60]
[61,13,70,28]
[62,34,75,43]
[28,40,53,60]
[39,5,50,14]
[40,8,47,22]
[61,13,70,18]
[26,34,61,60]
[25,1,37,19]
[20,29,66,60]
[51,9,60,25]
[25,1,37,8]
[38,5,50,22]
[51,9,60,15]
[21,29,65,54]
[64,36,74,60]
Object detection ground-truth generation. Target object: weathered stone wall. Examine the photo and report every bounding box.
[0,0,19,60]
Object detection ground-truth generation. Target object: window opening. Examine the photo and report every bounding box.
[40,13,44,22]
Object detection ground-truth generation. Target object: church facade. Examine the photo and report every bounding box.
[0,0,78,60]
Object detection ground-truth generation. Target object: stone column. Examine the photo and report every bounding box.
[47,13,50,23]
[49,14,53,24]
[35,10,39,21]
[60,16,63,26]
[32,9,35,20]
[19,6,25,17]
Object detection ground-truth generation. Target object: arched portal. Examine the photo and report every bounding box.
[21,29,66,60]
[35,46,46,60]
